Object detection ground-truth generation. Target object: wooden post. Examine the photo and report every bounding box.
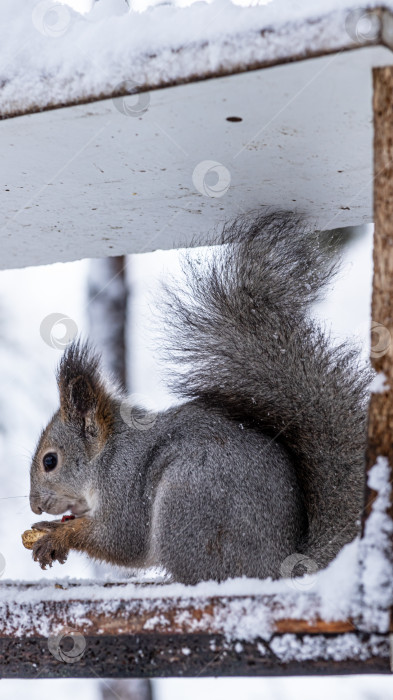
[358,66,393,633]
[364,67,393,523]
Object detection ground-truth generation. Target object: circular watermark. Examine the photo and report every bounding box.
[120,394,158,431]
[40,313,78,350]
[192,160,231,198]
[370,321,391,359]
[113,80,150,117]
[345,9,380,43]
[48,626,86,663]
[280,553,319,591]
[353,319,391,360]
[0,553,6,578]
[32,0,72,38]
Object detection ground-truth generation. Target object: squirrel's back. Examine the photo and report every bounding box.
[163,211,369,569]
[146,401,307,582]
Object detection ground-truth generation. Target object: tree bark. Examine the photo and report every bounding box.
[357,67,393,633]
[87,255,128,390]
[364,66,393,524]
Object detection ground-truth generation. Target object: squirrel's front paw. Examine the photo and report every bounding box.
[32,532,69,569]
[32,519,62,532]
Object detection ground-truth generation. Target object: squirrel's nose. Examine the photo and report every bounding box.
[30,500,43,515]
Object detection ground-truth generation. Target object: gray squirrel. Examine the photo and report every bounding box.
[29,211,369,583]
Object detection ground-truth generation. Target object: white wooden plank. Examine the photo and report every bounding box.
[0,45,391,269]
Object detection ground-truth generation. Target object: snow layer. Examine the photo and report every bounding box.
[0,0,386,117]
[359,457,393,632]
[270,633,389,664]
[0,538,360,640]
[369,371,390,393]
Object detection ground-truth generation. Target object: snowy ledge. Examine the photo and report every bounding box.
[0,580,390,677]
[1,0,393,118]
[0,537,392,677]
[0,538,363,639]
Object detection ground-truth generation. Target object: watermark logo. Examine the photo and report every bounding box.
[120,394,158,431]
[48,626,86,663]
[192,160,231,198]
[280,553,318,591]
[113,80,150,117]
[40,313,78,350]
[32,1,73,38]
[345,9,380,43]
[370,321,391,359]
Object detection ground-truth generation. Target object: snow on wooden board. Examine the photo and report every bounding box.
[1,44,391,269]
[1,1,393,118]
[0,579,391,676]
[0,538,357,634]
[0,588,390,675]
[0,534,380,639]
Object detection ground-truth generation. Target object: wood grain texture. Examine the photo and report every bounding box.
[365,66,393,523]
[0,586,357,637]
[356,65,393,636]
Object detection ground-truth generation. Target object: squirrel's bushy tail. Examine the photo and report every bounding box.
[163,211,369,568]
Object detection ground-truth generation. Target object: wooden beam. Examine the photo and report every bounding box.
[358,64,393,634]
[2,46,390,270]
[0,584,391,677]
[0,634,390,679]
[365,65,393,522]
[0,587,356,637]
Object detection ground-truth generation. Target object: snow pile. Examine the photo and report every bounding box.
[270,633,389,664]
[358,457,393,632]
[369,371,390,393]
[0,0,383,117]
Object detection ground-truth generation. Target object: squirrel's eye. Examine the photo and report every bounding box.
[43,452,58,472]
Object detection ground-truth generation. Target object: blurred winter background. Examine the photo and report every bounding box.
[1,0,393,697]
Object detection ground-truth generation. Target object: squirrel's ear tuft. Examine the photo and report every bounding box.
[57,341,114,448]
[69,375,96,418]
